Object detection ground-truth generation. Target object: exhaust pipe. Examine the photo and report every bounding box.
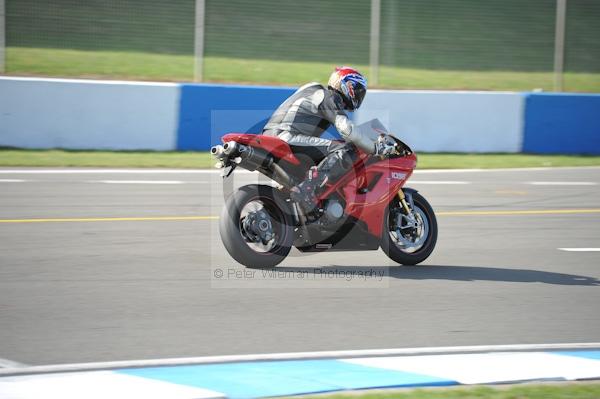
[211,144,225,158]
[236,145,292,188]
[222,141,238,155]
[212,141,238,159]
[212,141,293,188]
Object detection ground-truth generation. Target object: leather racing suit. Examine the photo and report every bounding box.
[263,82,375,210]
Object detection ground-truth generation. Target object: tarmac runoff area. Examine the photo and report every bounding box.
[0,166,599,366]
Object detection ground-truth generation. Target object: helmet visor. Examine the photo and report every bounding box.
[351,83,367,110]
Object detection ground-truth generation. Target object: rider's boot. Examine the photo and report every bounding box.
[290,166,326,214]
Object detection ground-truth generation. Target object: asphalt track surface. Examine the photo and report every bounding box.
[0,167,599,366]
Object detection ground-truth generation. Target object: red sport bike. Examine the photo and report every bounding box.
[212,121,437,269]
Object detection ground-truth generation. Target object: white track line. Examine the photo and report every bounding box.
[1,343,599,377]
[559,248,600,252]
[92,180,186,185]
[528,182,598,186]
[409,181,470,185]
[0,179,26,183]
[0,358,28,368]
[0,169,220,174]
[414,166,600,173]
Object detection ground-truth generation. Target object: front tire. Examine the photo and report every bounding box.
[381,191,438,265]
[220,184,294,269]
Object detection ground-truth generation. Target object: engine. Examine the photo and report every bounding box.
[324,200,344,223]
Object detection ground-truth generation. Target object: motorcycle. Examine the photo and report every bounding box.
[211,119,437,269]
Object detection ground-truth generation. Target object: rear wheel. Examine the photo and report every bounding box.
[220,184,293,268]
[381,191,437,265]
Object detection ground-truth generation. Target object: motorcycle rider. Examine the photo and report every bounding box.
[263,66,381,213]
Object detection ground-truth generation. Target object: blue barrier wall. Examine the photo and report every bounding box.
[177,84,295,150]
[523,93,600,155]
[176,83,342,150]
[3,77,599,154]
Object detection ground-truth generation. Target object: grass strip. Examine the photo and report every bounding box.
[5,48,600,92]
[296,382,600,399]
[1,149,600,169]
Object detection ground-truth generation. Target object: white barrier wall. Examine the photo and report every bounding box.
[0,77,179,150]
[354,90,525,153]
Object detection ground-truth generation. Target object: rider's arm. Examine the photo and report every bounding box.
[319,92,376,154]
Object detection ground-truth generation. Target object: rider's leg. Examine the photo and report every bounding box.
[291,142,357,212]
[316,141,357,183]
[288,145,329,212]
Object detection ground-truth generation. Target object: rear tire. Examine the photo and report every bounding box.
[381,191,438,265]
[219,184,294,269]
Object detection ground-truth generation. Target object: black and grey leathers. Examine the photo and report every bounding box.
[262,82,376,154]
[263,82,379,212]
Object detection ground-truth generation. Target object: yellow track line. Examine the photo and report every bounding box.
[0,209,599,224]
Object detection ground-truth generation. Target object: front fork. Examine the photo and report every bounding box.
[397,189,413,214]
[397,189,418,230]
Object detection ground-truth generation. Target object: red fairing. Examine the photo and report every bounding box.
[222,133,300,166]
[222,131,417,238]
[318,153,417,238]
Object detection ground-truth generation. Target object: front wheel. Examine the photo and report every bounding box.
[220,184,294,269]
[381,190,438,265]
